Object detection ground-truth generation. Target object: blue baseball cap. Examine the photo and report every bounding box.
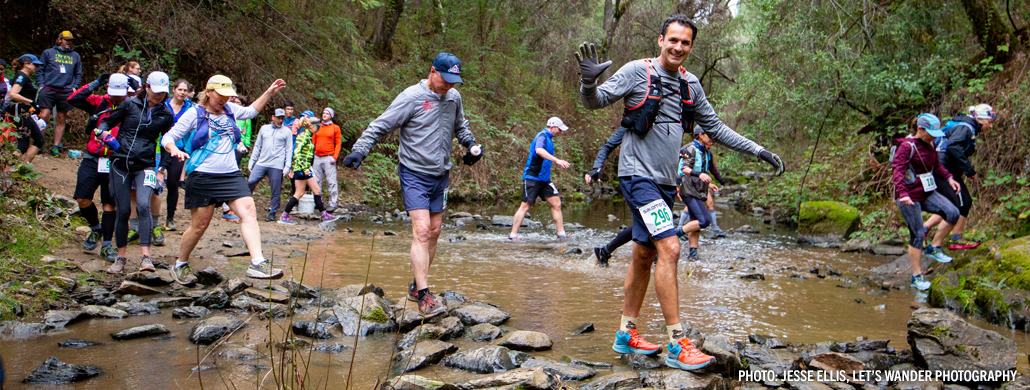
[432,53,463,84]
[19,54,44,65]
[917,113,945,137]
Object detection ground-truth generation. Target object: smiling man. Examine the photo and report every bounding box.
[576,14,784,371]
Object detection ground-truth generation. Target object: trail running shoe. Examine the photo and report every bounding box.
[557,232,568,241]
[321,211,340,222]
[49,147,60,157]
[594,245,611,268]
[172,263,198,285]
[265,212,276,222]
[165,219,177,231]
[666,338,715,370]
[507,234,519,242]
[139,255,156,272]
[83,230,101,251]
[911,274,931,291]
[278,212,297,225]
[100,245,117,261]
[715,229,727,238]
[686,253,700,262]
[247,261,284,279]
[418,291,445,316]
[152,226,165,246]
[948,241,981,250]
[127,230,140,243]
[108,257,127,273]
[612,329,662,355]
[407,281,418,302]
[221,211,241,222]
[925,245,953,263]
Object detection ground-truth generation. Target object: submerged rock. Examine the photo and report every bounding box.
[189,316,246,345]
[313,343,350,353]
[57,338,100,348]
[1,320,47,338]
[397,324,446,350]
[173,306,211,319]
[22,357,102,384]
[217,347,263,360]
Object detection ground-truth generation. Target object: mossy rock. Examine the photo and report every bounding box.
[797,201,860,243]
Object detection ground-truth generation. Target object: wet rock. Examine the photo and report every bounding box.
[384,230,398,236]
[57,338,100,348]
[318,220,336,231]
[491,215,539,227]
[451,302,510,326]
[396,309,447,332]
[810,352,865,373]
[281,280,319,299]
[547,222,587,230]
[855,339,891,352]
[173,306,212,319]
[195,267,223,286]
[499,330,552,351]
[444,346,520,374]
[21,357,102,384]
[849,351,905,371]
[733,225,761,234]
[790,381,836,390]
[578,371,641,390]
[572,322,595,335]
[357,284,385,297]
[332,306,397,336]
[562,247,583,255]
[390,340,457,375]
[439,316,465,339]
[224,278,252,295]
[398,324,447,350]
[189,316,247,345]
[1000,376,1030,390]
[701,333,743,374]
[620,352,663,370]
[128,270,175,286]
[83,305,128,319]
[313,343,350,353]
[842,238,874,253]
[149,297,195,308]
[44,310,85,329]
[467,323,502,341]
[741,344,801,376]
[608,214,619,221]
[113,301,161,316]
[111,324,170,340]
[907,308,1017,372]
[441,290,467,306]
[292,321,334,339]
[195,288,231,309]
[277,338,311,350]
[454,367,558,390]
[387,375,459,390]
[522,357,597,381]
[230,296,292,318]
[337,292,394,320]
[1,320,47,338]
[872,244,907,256]
[741,273,766,280]
[561,355,613,369]
[663,371,722,390]
[217,347,262,360]
[317,310,340,326]
[117,281,161,295]
[244,287,290,304]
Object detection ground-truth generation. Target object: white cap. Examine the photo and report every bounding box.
[107,74,128,97]
[128,75,142,93]
[147,71,170,93]
[968,104,996,120]
[546,116,569,131]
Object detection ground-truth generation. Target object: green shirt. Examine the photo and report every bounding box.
[292,129,315,173]
[237,118,253,147]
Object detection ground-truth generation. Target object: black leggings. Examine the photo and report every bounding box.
[163,151,185,220]
[605,227,633,253]
[936,176,972,217]
[110,166,154,248]
[16,113,44,152]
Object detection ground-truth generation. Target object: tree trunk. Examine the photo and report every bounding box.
[601,0,636,61]
[603,0,614,32]
[960,0,1011,63]
[371,0,406,60]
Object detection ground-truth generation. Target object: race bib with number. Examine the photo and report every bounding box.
[144,169,158,189]
[97,157,111,173]
[638,199,674,236]
[918,172,937,192]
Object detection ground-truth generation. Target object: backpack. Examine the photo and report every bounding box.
[182,105,241,175]
[888,138,918,185]
[620,59,695,138]
[934,120,976,153]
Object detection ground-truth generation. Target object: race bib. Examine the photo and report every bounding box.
[918,172,937,192]
[97,157,111,173]
[60,65,67,74]
[638,199,674,236]
[144,169,158,189]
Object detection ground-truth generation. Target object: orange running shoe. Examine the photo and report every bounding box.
[666,338,715,370]
[612,328,662,355]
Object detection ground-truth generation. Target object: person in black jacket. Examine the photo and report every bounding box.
[96,71,174,273]
[923,104,996,250]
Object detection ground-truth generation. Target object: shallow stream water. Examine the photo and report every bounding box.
[2,201,1028,389]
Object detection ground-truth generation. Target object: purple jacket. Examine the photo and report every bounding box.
[892,137,952,202]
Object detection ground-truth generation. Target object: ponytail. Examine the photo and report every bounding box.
[117,61,139,74]
[908,117,919,136]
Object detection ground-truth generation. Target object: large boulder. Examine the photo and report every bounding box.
[332,305,397,336]
[450,303,510,326]
[113,301,161,316]
[44,310,85,329]
[439,316,465,339]
[390,340,457,375]
[292,321,335,339]
[443,346,520,374]
[21,357,102,384]
[0,321,47,339]
[907,308,1017,372]
[194,288,231,308]
[173,306,212,319]
[797,201,860,245]
[498,330,552,351]
[454,367,558,390]
[337,292,394,321]
[189,316,247,345]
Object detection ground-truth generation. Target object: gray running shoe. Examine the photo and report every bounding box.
[139,255,156,272]
[172,263,198,285]
[108,257,127,273]
[83,230,101,251]
[246,261,284,279]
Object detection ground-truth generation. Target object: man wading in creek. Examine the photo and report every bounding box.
[576,14,784,370]
[508,117,572,242]
[344,53,482,315]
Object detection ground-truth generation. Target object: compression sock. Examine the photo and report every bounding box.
[951,233,963,242]
[689,247,698,257]
[101,211,116,241]
[678,209,689,229]
[620,315,638,331]
[283,197,299,213]
[667,323,685,342]
[129,217,139,232]
[81,203,100,229]
[151,214,161,227]
[314,194,325,213]
[709,211,721,231]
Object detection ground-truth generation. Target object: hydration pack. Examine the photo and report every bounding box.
[889,138,919,185]
[85,107,119,156]
[620,59,694,138]
[182,105,241,175]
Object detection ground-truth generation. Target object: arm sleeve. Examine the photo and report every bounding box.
[592,127,626,170]
[352,93,413,156]
[892,143,912,200]
[97,100,130,132]
[67,83,97,112]
[249,127,265,170]
[580,62,640,110]
[682,146,700,177]
[710,154,724,183]
[333,125,342,159]
[692,81,765,157]
[453,96,476,149]
[162,109,198,149]
[945,127,975,177]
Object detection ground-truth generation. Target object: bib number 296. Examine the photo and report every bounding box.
[638,199,674,236]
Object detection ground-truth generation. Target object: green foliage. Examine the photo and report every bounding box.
[10,163,41,181]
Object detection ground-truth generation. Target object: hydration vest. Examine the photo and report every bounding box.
[183,105,241,175]
[691,140,709,173]
[620,59,695,137]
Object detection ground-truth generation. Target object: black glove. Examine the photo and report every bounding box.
[127,77,140,92]
[759,150,785,176]
[462,149,482,166]
[342,152,364,169]
[96,73,111,85]
[574,42,613,85]
[587,168,602,182]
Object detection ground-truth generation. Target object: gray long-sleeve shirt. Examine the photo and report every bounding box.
[352,80,477,177]
[581,59,765,186]
[249,123,294,172]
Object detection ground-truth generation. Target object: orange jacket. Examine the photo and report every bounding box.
[313,123,342,159]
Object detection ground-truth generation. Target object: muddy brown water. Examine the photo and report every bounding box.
[2,202,1028,389]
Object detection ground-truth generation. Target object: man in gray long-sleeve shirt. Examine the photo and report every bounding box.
[248,108,294,221]
[576,14,784,372]
[343,53,482,316]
